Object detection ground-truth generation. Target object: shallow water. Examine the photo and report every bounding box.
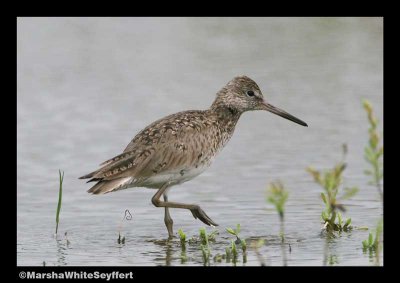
[17,17,383,266]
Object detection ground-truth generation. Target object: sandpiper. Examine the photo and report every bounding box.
[80,76,307,238]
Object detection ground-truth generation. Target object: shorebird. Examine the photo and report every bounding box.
[80,76,307,238]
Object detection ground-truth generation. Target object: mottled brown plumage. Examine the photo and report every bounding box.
[80,75,307,238]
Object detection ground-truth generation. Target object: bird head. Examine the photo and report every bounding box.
[212,76,308,127]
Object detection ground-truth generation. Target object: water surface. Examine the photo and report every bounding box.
[17,17,383,266]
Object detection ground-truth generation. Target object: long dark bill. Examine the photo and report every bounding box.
[262,101,308,127]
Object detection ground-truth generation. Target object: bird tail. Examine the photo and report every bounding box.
[79,170,100,180]
[87,177,133,195]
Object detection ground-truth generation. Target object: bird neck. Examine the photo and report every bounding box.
[209,104,242,132]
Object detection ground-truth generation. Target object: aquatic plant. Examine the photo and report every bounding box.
[241,239,247,253]
[225,246,231,263]
[188,228,218,245]
[322,211,352,232]
[180,251,188,264]
[226,224,248,264]
[200,245,209,265]
[266,181,288,221]
[241,239,247,263]
[362,220,383,253]
[176,229,188,263]
[55,170,64,235]
[178,229,186,248]
[199,227,211,266]
[362,99,383,199]
[328,255,338,265]
[213,253,224,263]
[266,181,289,265]
[362,220,383,266]
[207,230,219,242]
[231,240,238,265]
[361,100,383,265]
[226,224,242,243]
[307,144,358,232]
[199,227,209,245]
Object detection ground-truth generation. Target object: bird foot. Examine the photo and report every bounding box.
[190,206,218,227]
[167,234,176,240]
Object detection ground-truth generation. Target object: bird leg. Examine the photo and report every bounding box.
[152,183,218,227]
[163,192,174,239]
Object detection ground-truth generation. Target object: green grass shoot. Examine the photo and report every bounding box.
[362,219,383,252]
[207,230,219,242]
[241,239,247,263]
[199,227,209,246]
[55,170,64,235]
[213,253,223,263]
[241,239,247,253]
[178,228,187,253]
[307,145,358,232]
[226,224,247,264]
[225,246,231,263]
[226,224,241,240]
[178,229,186,245]
[267,180,288,220]
[231,240,238,264]
[362,99,383,199]
[199,227,211,265]
[177,228,187,263]
[267,181,289,265]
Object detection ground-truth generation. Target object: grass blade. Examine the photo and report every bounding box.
[55,170,64,235]
[226,228,236,236]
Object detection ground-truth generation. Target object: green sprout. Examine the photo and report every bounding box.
[231,240,238,265]
[207,230,219,242]
[307,144,358,232]
[180,252,187,264]
[177,229,187,263]
[178,229,186,248]
[226,224,248,265]
[213,253,224,263]
[189,227,218,245]
[201,245,210,265]
[226,224,241,241]
[266,181,288,220]
[267,181,289,265]
[225,246,231,263]
[241,239,247,253]
[199,228,211,266]
[199,227,209,246]
[328,255,339,266]
[362,219,383,253]
[241,239,247,263]
[362,99,383,199]
[55,170,64,235]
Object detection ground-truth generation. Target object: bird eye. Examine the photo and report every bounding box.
[246,90,255,97]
